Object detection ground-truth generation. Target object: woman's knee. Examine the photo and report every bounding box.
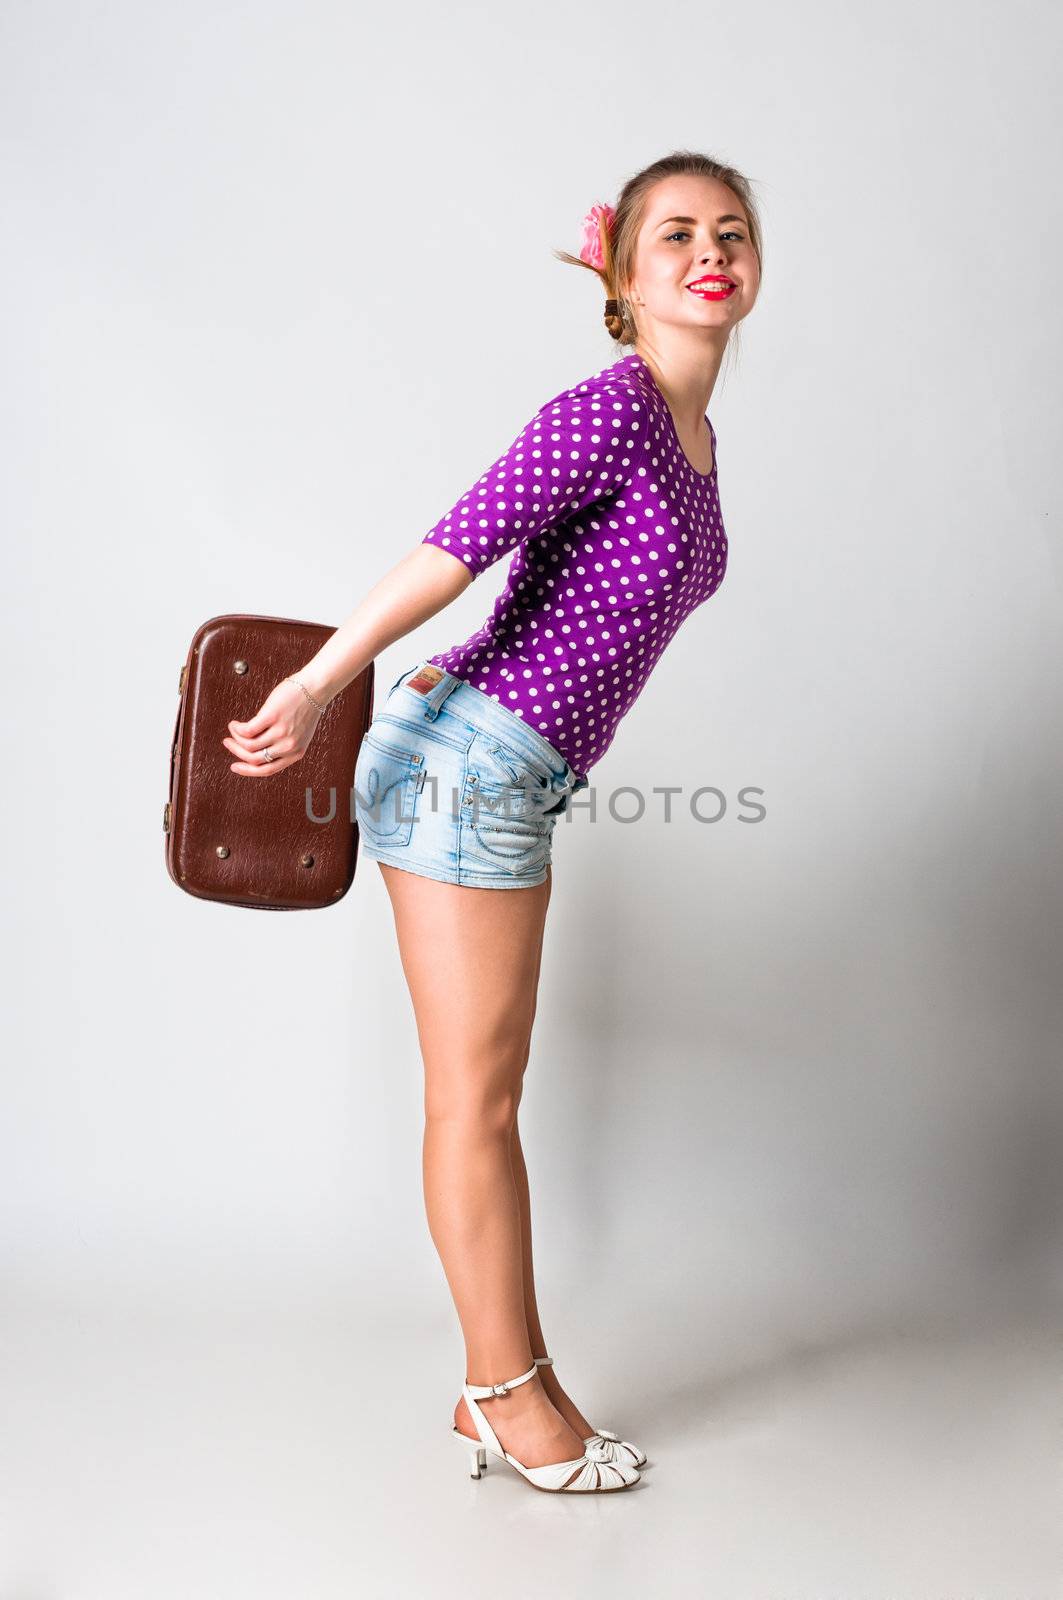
[424,1066,523,1137]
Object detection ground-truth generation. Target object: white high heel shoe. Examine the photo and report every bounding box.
[451,1361,641,1493]
[534,1354,648,1467]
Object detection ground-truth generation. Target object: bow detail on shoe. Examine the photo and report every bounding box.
[584,1430,648,1467]
[583,1437,614,1464]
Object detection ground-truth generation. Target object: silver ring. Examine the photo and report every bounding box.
[262,747,274,763]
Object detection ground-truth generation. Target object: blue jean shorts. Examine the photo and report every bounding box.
[353,661,590,889]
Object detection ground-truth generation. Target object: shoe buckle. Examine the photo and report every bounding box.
[491,1382,510,1397]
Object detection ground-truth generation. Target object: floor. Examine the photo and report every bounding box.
[1,1299,1058,1599]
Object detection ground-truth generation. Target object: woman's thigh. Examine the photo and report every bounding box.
[378,862,553,1122]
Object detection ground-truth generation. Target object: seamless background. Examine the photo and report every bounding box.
[2,1,1060,1596]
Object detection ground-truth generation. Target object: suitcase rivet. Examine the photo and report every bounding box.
[234,660,248,675]
[300,854,314,868]
[216,845,230,858]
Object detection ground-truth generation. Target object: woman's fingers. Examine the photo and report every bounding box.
[222,730,286,758]
[223,736,298,769]
[226,720,282,755]
[229,706,274,738]
[224,725,302,775]
[228,753,300,776]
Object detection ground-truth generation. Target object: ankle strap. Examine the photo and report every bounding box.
[533,1354,554,1368]
[464,1362,539,1400]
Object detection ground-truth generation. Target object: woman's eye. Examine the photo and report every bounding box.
[666,229,745,243]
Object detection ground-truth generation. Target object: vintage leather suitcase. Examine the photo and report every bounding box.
[164,613,374,909]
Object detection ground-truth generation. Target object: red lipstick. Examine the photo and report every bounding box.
[686,275,736,301]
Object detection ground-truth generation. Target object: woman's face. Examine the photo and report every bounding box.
[625,175,760,340]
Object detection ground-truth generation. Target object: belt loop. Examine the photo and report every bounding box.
[421,672,463,721]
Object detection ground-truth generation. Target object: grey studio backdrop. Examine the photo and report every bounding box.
[2,0,1061,1594]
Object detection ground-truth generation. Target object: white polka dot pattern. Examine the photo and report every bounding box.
[421,351,728,780]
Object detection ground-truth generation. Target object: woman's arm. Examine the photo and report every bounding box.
[299,544,473,706]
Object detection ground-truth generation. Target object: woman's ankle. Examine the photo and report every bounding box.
[454,1382,585,1460]
[460,1369,548,1413]
[529,1362,594,1439]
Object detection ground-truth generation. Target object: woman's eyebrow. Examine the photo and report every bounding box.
[655,213,747,228]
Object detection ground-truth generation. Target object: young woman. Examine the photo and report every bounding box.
[222,150,762,1495]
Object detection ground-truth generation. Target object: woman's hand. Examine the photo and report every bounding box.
[222,677,326,777]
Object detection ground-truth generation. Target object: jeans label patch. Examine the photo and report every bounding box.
[407,664,445,695]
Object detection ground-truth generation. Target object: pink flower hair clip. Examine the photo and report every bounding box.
[578,201,616,271]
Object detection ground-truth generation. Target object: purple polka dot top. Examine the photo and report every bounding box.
[421,350,728,781]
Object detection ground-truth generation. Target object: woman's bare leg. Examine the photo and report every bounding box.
[507,869,597,1439]
[377,860,588,1474]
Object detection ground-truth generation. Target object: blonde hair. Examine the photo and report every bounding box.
[552,149,764,354]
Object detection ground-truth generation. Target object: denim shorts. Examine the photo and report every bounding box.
[353,661,590,889]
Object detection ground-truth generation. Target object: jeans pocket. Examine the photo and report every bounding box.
[468,733,551,818]
[482,738,526,785]
[468,808,550,869]
[354,730,423,847]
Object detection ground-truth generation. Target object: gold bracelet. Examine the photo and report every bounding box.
[285,676,327,712]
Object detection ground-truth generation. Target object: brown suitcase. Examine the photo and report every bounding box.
[164,613,374,910]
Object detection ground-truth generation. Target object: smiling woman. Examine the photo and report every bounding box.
[552,149,764,356]
[218,146,763,1498]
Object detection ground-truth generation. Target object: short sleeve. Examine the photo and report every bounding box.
[421,380,650,580]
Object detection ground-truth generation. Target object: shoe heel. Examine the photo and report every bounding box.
[452,1429,488,1477]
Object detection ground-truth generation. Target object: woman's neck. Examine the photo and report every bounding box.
[632,340,722,435]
